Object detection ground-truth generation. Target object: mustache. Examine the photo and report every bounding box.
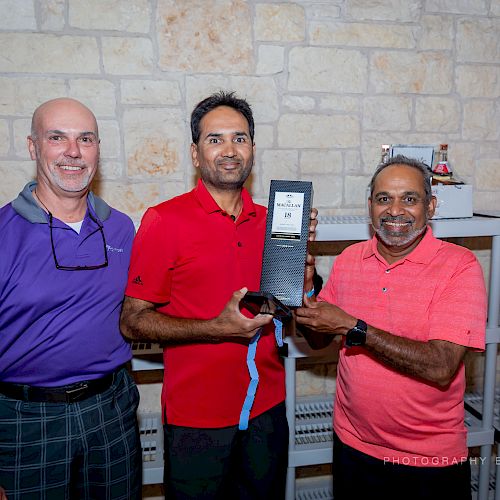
[380,216,413,224]
[216,158,242,166]
[55,160,86,167]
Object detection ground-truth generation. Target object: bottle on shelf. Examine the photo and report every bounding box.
[380,144,390,165]
[431,144,463,185]
[433,144,452,177]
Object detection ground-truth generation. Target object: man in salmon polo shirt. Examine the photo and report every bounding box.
[296,155,487,500]
[120,91,317,499]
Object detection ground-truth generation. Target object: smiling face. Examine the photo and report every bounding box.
[191,105,255,192]
[369,163,436,263]
[28,98,100,196]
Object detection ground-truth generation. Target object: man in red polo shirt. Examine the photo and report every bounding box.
[296,155,486,500]
[121,91,316,499]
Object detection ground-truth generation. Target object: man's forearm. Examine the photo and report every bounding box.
[121,307,223,345]
[364,327,466,386]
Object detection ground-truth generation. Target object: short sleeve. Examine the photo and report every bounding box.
[125,207,175,304]
[428,251,487,350]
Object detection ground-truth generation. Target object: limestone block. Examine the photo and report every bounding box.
[345,150,362,174]
[228,76,279,123]
[426,0,487,14]
[0,161,36,206]
[39,0,65,31]
[0,77,66,116]
[13,119,31,159]
[121,80,181,105]
[260,150,299,194]
[476,159,500,190]
[0,34,99,74]
[418,15,453,50]
[346,0,421,21]
[98,120,121,159]
[300,150,343,176]
[254,3,305,42]
[457,19,500,63]
[137,383,163,413]
[0,0,35,29]
[282,95,315,113]
[493,0,500,15]
[311,175,343,208]
[256,45,285,75]
[69,0,150,32]
[456,66,500,98]
[463,101,500,141]
[94,160,123,181]
[185,75,230,116]
[68,79,117,116]
[480,143,500,158]
[123,108,185,180]
[156,0,253,73]
[310,22,416,49]
[307,3,341,19]
[319,95,360,114]
[102,37,153,75]
[345,175,370,206]
[363,96,411,131]
[288,47,367,93]
[415,97,460,133]
[448,142,476,180]
[0,121,9,156]
[371,51,452,94]
[296,366,326,397]
[97,181,163,220]
[474,191,500,211]
[278,114,360,149]
[254,125,274,149]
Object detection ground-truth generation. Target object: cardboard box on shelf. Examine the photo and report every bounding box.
[431,184,473,219]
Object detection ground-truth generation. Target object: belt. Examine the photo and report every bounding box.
[0,370,120,403]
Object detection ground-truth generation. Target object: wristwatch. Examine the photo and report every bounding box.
[345,319,367,348]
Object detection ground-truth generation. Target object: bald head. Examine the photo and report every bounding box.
[31,98,98,140]
[28,97,100,197]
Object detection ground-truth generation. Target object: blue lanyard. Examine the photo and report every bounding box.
[238,318,283,430]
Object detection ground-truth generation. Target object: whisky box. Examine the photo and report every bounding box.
[259,180,313,307]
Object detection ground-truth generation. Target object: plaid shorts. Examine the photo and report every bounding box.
[0,368,142,500]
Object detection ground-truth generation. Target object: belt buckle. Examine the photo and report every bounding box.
[65,383,88,402]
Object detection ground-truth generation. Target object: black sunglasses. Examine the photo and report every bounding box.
[48,210,108,271]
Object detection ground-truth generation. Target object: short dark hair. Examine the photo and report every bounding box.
[190,90,255,145]
[370,154,433,205]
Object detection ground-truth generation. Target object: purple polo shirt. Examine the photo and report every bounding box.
[0,182,134,386]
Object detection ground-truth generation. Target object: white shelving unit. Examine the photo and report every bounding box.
[283,215,500,500]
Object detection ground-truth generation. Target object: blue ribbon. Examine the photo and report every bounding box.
[273,318,283,347]
[238,329,261,430]
[238,318,284,430]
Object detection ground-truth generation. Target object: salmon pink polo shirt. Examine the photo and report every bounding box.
[318,227,486,467]
[125,180,285,428]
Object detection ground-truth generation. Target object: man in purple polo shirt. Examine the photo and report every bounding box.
[0,98,142,499]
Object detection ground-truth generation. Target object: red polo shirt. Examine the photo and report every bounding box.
[125,180,285,428]
[319,228,486,466]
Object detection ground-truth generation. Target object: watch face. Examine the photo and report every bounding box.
[346,327,366,347]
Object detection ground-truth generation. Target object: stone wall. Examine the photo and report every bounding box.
[1,1,499,495]
[1,0,499,219]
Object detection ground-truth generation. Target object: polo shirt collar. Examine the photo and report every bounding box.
[363,226,441,266]
[11,181,111,224]
[194,178,257,218]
